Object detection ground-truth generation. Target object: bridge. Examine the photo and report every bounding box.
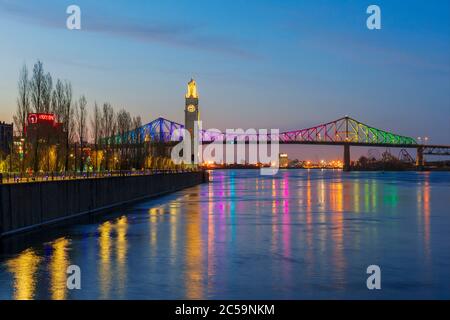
[106,116,450,171]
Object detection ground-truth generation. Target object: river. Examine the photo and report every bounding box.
[0,169,449,299]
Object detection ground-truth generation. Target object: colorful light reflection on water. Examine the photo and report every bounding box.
[0,170,449,299]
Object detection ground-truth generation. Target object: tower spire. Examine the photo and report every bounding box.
[186,78,198,98]
[185,78,200,164]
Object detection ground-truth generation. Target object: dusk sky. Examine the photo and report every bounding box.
[0,0,449,160]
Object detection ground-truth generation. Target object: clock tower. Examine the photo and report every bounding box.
[185,78,200,162]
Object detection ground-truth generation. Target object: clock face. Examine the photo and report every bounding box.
[187,104,196,112]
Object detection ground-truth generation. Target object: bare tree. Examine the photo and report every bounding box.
[30,60,46,113]
[116,109,132,171]
[29,60,48,171]
[132,115,143,169]
[42,72,53,113]
[75,95,88,172]
[51,79,67,171]
[13,60,150,174]
[42,72,53,171]
[62,81,74,171]
[13,64,30,137]
[51,79,65,119]
[90,102,101,172]
[100,103,115,171]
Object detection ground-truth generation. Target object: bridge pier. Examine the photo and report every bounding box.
[416,146,424,168]
[343,144,351,172]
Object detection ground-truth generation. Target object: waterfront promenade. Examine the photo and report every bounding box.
[0,169,198,184]
[0,170,207,238]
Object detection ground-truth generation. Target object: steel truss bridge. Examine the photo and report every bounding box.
[106,116,450,170]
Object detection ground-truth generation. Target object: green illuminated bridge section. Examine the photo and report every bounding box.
[281,116,417,146]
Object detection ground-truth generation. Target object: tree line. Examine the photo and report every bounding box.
[12,60,160,174]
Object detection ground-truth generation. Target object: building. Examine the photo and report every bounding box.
[184,78,200,163]
[0,121,13,158]
[25,113,64,144]
[279,153,289,168]
[25,113,65,171]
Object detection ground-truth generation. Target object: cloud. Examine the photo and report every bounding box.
[0,0,257,59]
[92,20,256,59]
[305,32,450,74]
[284,19,450,75]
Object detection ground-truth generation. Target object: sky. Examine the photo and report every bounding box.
[0,0,449,160]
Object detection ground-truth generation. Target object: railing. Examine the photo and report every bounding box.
[0,168,201,184]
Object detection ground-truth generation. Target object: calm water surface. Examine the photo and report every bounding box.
[0,170,449,299]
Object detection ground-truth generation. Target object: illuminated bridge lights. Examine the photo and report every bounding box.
[103,116,418,147]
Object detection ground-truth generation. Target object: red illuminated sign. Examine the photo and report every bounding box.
[27,113,55,125]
